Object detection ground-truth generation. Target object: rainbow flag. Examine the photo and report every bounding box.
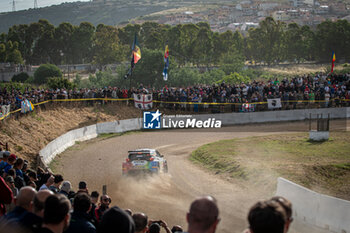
[331,52,336,73]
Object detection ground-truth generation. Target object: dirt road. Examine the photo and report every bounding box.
[54,121,346,233]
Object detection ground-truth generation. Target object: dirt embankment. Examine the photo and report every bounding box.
[0,103,142,165]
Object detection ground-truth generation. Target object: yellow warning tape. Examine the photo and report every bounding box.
[0,98,349,121]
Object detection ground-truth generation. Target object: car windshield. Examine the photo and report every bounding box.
[128,153,151,161]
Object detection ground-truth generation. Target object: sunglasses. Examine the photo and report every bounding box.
[103,198,111,202]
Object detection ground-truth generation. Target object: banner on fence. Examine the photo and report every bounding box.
[267,98,282,109]
[133,94,153,110]
[0,104,11,118]
[21,100,35,113]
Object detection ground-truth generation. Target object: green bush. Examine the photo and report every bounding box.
[47,77,75,89]
[216,72,250,84]
[34,64,62,84]
[12,72,30,82]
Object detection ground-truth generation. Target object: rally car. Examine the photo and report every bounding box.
[122,149,168,175]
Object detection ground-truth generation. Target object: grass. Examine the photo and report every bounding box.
[190,132,350,199]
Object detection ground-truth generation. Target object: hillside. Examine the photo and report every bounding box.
[0,103,141,165]
[0,0,228,33]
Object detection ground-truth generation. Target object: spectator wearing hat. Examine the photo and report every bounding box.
[0,176,13,216]
[97,206,135,233]
[65,193,96,233]
[49,174,64,193]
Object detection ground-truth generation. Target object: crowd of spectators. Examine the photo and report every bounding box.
[1,72,350,117]
[0,151,295,233]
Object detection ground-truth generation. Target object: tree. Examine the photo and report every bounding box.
[71,22,95,64]
[34,64,62,84]
[219,51,245,75]
[93,24,122,67]
[6,41,23,64]
[54,22,75,64]
[216,72,250,85]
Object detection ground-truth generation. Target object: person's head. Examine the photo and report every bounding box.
[78,181,87,190]
[33,189,54,217]
[7,169,16,178]
[98,206,135,233]
[171,225,183,233]
[270,196,293,232]
[16,186,37,212]
[187,195,220,233]
[132,212,148,233]
[248,200,287,233]
[43,194,71,231]
[73,193,91,213]
[100,194,111,207]
[28,171,38,182]
[60,181,71,193]
[149,223,160,233]
[5,175,15,187]
[91,191,99,204]
[45,175,55,186]
[8,154,16,165]
[54,174,64,187]
[14,158,24,170]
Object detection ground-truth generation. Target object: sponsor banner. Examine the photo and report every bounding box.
[134,94,153,110]
[267,98,282,109]
[143,110,222,129]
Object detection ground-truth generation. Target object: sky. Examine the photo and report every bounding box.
[0,0,90,13]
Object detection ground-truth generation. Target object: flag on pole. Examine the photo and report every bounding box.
[331,52,336,73]
[162,44,169,81]
[125,34,141,79]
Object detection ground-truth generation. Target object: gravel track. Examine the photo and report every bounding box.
[54,120,347,233]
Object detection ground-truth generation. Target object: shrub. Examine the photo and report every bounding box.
[47,77,75,89]
[34,64,62,84]
[12,72,29,82]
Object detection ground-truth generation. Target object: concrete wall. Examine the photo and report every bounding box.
[39,125,98,165]
[276,177,350,233]
[193,107,349,125]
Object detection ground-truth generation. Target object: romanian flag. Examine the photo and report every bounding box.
[163,45,169,81]
[331,52,336,73]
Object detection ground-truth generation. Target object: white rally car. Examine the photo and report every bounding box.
[122,149,168,175]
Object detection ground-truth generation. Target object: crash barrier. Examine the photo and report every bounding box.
[276,177,350,233]
[1,97,350,121]
[38,118,143,167]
